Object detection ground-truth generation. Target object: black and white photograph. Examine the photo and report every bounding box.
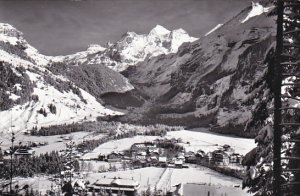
[0,0,299,195]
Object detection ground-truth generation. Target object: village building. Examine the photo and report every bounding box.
[184,151,196,163]
[98,154,106,161]
[88,177,140,196]
[212,150,230,166]
[195,150,205,164]
[159,156,168,167]
[130,142,157,154]
[222,144,235,155]
[174,159,183,168]
[204,152,213,165]
[230,153,243,164]
[107,152,123,162]
[14,148,35,158]
[134,151,147,160]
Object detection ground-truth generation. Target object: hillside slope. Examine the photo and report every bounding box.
[0,23,130,133]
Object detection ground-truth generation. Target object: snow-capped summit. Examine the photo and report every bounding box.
[87,44,106,52]
[169,28,198,52]
[149,25,171,36]
[54,25,198,72]
[51,44,106,64]
[0,23,49,67]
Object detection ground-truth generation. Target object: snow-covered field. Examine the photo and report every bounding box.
[0,131,106,155]
[86,165,246,193]
[5,128,255,194]
[82,128,255,160]
[82,135,159,159]
[14,165,249,195]
[165,128,256,155]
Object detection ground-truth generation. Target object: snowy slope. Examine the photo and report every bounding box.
[53,25,198,72]
[205,24,223,36]
[0,23,127,133]
[241,2,272,23]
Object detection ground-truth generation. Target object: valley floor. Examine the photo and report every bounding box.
[15,165,250,195]
[1,125,255,195]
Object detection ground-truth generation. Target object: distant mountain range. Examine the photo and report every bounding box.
[0,2,275,137]
[51,25,198,72]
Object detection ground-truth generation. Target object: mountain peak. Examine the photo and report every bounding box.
[51,24,197,72]
[149,25,170,36]
[87,44,106,52]
[171,28,187,35]
[0,23,23,45]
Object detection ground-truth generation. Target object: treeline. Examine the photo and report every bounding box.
[30,121,106,136]
[0,151,79,179]
[30,120,182,137]
[77,131,138,153]
[0,61,34,111]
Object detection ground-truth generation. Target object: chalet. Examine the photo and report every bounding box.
[98,154,107,161]
[148,151,159,165]
[131,142,157,154]
[14,148,35,157]
[170,138,178,143]
[204,152,213,164]
[230,153,243,164]
[159,156,168,167]
[88,177,140,196]
[195,150,205,164]
[148,146,159,153]
[134,151,147,160]
[177,153,185,161]
[107,152,123,162]
[175,159,183,168]
[222,144,235,155]
[132,159,147,168]
[148,151,159,159]
[212,150,230,166]
[185,151,196,163]
[131,143,146,152]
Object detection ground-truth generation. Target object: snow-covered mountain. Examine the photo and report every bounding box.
[52,25,198,72]
[111,2,276,137]
[0,22,197,133]
[0,23,132,133]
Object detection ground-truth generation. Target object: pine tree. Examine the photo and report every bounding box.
[242,0,300,195]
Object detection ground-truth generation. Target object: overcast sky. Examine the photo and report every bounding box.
[0,0,251,56]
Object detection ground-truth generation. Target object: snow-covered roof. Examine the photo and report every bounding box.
[175,159,183,165]
[94,177,139,187]
[159,157,167,162]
